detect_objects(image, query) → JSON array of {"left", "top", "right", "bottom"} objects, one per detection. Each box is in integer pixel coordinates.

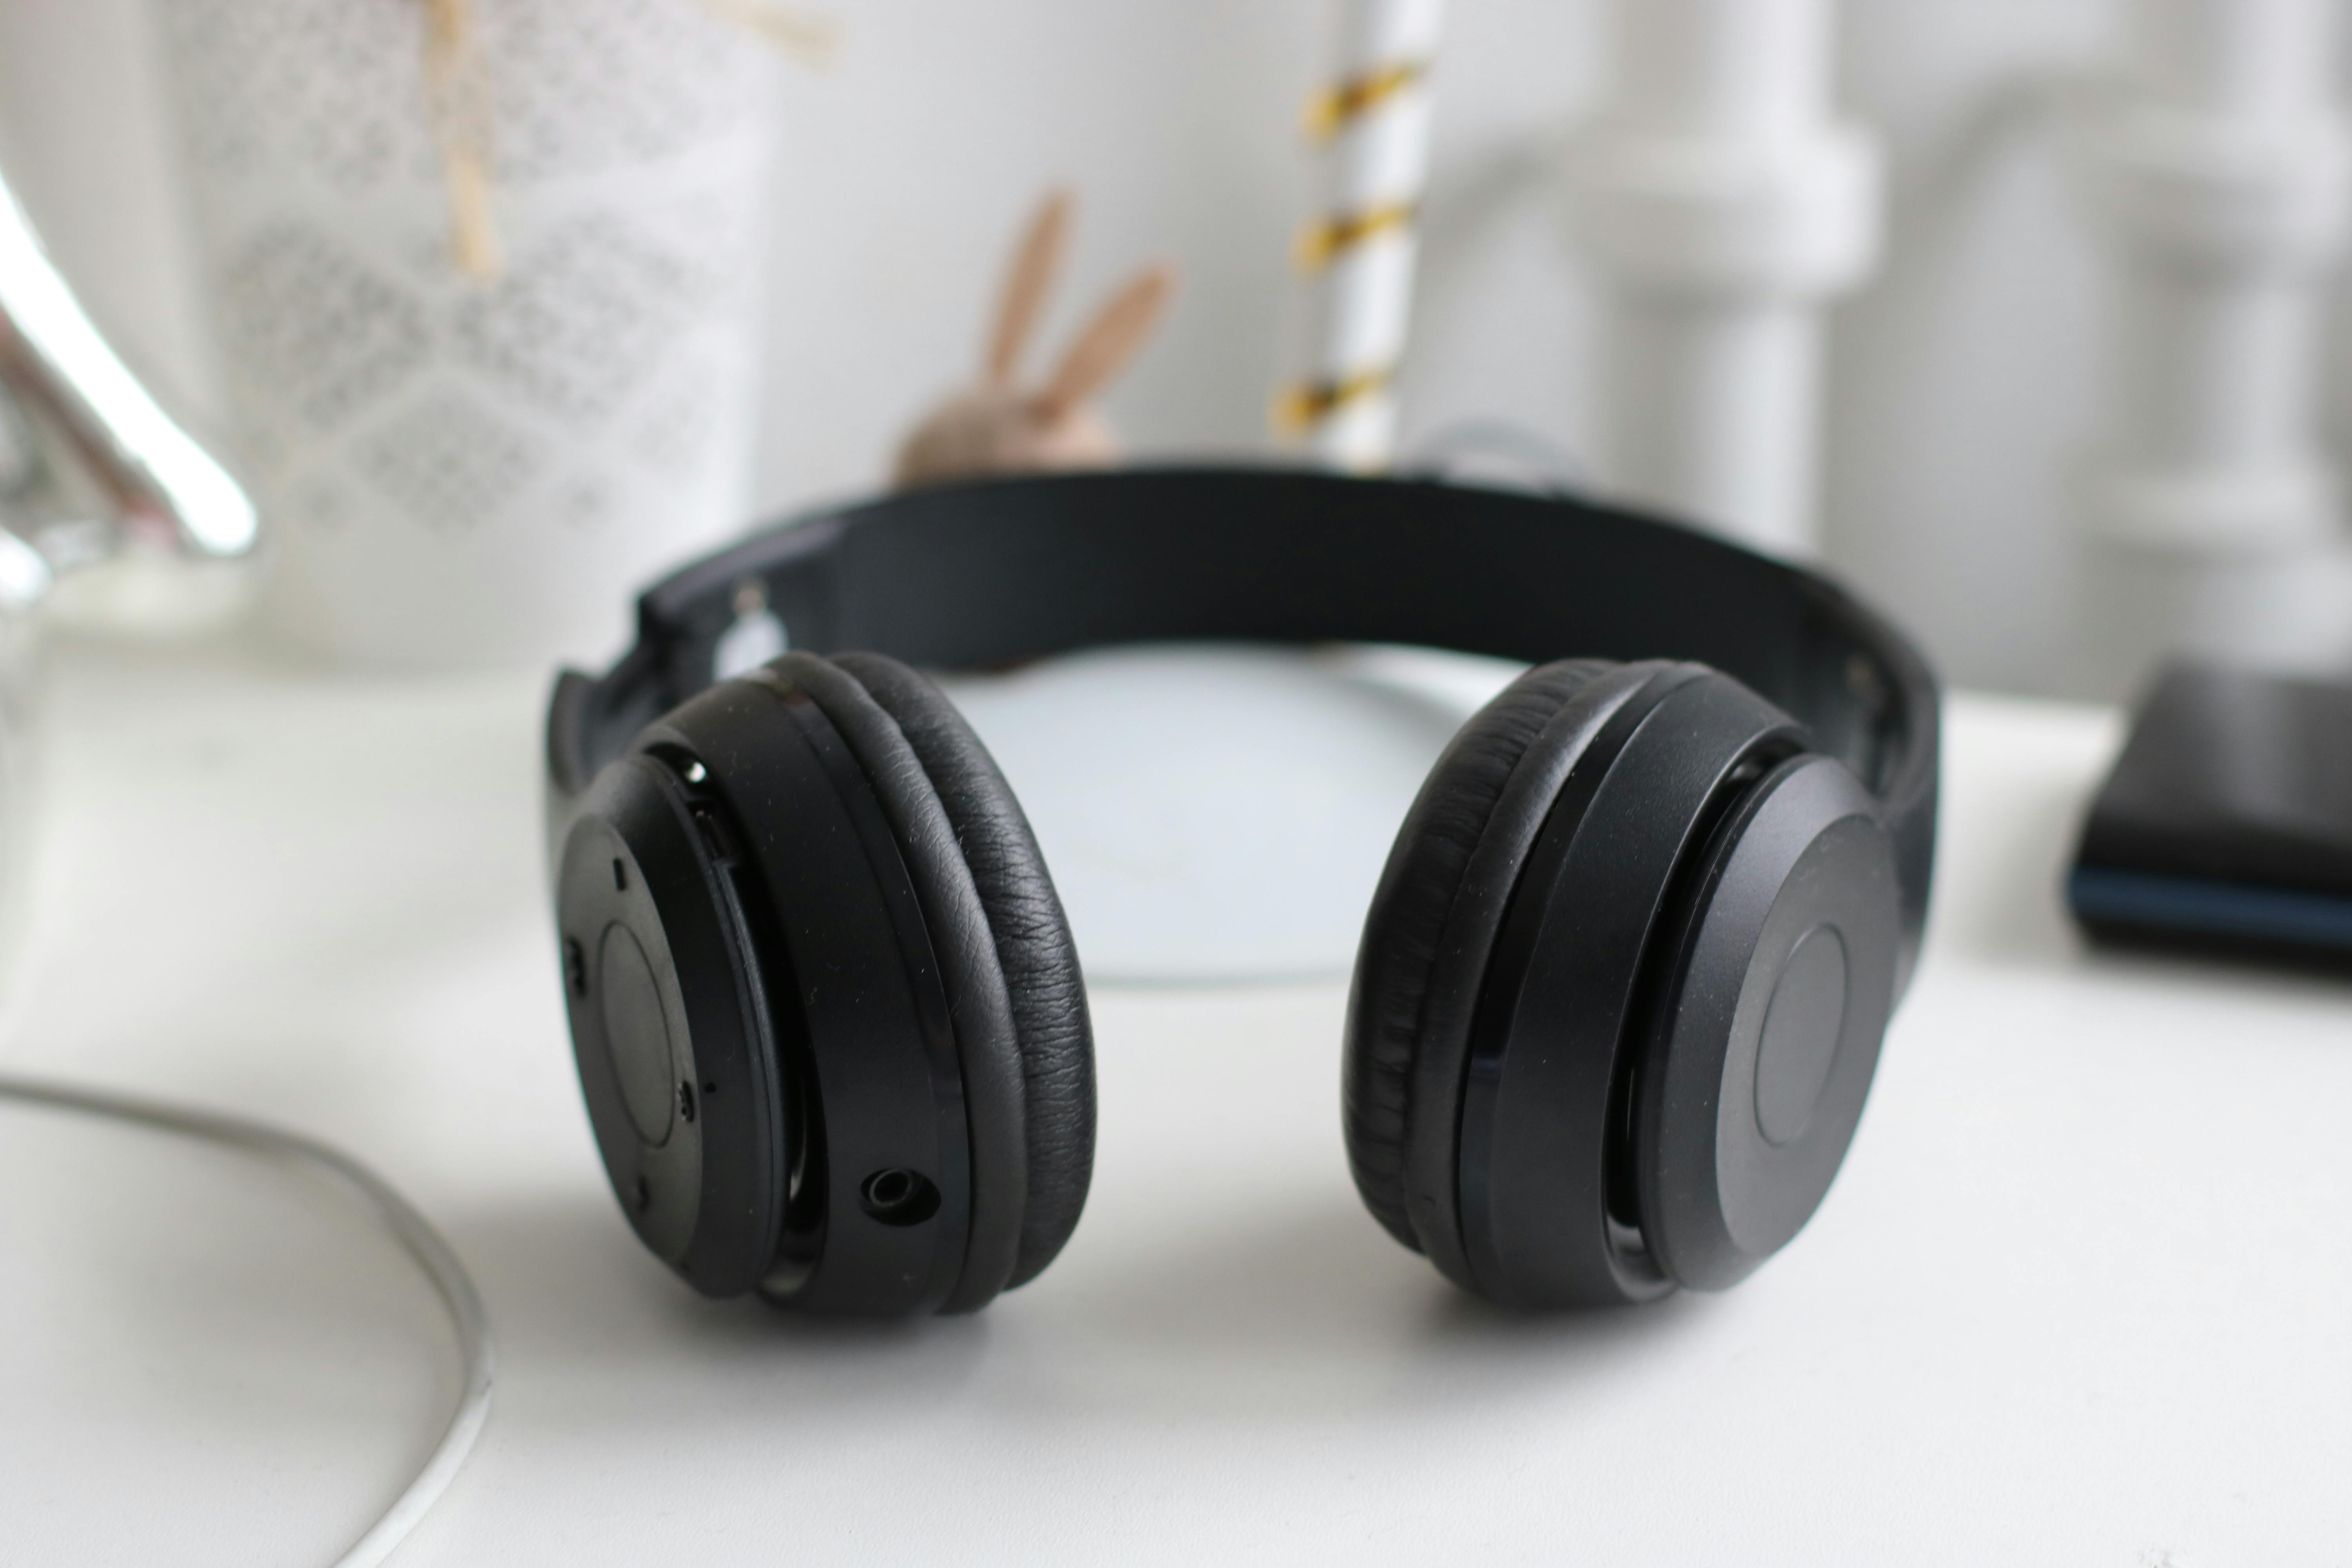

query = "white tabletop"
[{"left": 4, "top": 640, "right": 2348, "bottom": 1567}]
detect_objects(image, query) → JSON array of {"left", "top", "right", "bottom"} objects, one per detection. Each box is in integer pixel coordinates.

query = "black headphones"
[{"left": 544, "top": 468, "right": 1938, "bottom": 1315}]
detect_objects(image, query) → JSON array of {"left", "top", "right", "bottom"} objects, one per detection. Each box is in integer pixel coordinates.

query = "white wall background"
[{"left": 9, "top": 0, "right": 2344, "bottom": 697}]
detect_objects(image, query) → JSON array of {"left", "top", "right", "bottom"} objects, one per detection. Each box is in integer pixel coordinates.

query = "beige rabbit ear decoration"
[
  {"left": 1034, "top": 265, "right": 1177, "bottom": 421},
  {"left": 987, "top": 190, "right": 1075, "bottom": 389},
  {"left": 894, "top": 191, "right": 1178, "bottom": 490}
]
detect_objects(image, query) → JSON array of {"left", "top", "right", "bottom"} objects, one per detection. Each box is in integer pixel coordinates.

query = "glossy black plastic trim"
[
  {"left": 655, "top": 680, "right": 972, "bottom": 1315},
  {"left": 557, "top": 752, "right": 786, "bottom": 1297},
  {"left": 1455, "top": 669, "right": 1805, "bottom": 1308},
  {"left": 1636, "top": 755, "right": 1900, "bottom": 1290}
]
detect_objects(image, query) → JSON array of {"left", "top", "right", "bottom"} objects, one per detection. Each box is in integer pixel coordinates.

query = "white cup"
[{"left": 153, "top": 0, "right": 780, "bottom": 668}]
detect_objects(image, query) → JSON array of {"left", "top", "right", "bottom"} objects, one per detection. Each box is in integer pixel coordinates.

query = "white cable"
[{"left": 0, "top": 1071, "right": 495, "bottom": 1568}]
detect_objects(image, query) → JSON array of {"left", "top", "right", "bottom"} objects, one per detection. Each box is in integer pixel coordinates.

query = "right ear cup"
[
  {"left": 1352, "top": 655, "right": 1892, "bottom": 1310},
  {"left": 1345, "top": 659, "right": 1661, "bottom": 1289}
]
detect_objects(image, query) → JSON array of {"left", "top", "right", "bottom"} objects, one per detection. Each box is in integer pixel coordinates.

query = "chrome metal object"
[
  {"left": 0, "top": 153, "right": 258, "bottom": 610},
  {"left": 0, "top": 151, "right": 263, "bottom": 982}
]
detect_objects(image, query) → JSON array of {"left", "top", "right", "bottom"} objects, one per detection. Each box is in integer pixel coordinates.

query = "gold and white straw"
[{"left": 1276, "top": 0, "right": 1445, "bottom": 472}]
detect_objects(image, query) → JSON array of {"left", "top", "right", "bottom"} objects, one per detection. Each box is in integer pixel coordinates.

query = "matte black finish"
[
  {"left": 2071, "top": 663, "right": 2352, "bottom": 969},
  {"left": 760, "top": 653, "right": 1031, "bottom": 1312},
  {"left": 1454, "top": 668, "right": 1806, "bottom": 1306},
  {"left": 1343, "top": 657, "right": 1641, "bottom": 1286},
  {"left": 561, "top": 679, "right": 982, "bottom": 1314},
  {"left": 557, "top": 755, "right": 785, "bottom": 1297},
  {"left": 544, "top": 468, "right": 1942, "bottom": 1316},
  {"left": 827, "top": 652, "right": 1096, "bottom": 1290},
  {"left": 547, "top": 469, "right": 1937, "bottom": 990},
  {"left": 1638, "top": 756, "right": 1899, "bottom": 1291}
]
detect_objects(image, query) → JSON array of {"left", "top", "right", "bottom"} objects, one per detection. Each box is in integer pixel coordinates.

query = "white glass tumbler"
[{"left": 153, "top": 0, "right": 779, "bottom": 667}]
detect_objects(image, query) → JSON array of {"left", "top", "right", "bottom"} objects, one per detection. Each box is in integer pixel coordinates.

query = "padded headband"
[{"left": 548, "top": 467, "right": 1940, "bottom": 980}]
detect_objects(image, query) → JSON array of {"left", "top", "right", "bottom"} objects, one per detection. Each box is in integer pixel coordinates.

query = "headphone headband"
[{"left": 549, "top": 467, "right": 1938, "bottom": 982}]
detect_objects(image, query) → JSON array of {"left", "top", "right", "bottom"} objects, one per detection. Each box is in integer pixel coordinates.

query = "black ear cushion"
[
  {"left": 1343, "top": 659, "right": 1631, "bottom": 1273},
  {"left": 759, "top": 653, "right": 1029, "bottom": 1311},
  {"left": 833, "top": 652, "right": 1095, "bottom": 1290}
]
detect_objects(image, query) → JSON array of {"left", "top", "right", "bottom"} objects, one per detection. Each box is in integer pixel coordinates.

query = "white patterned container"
[{"left": 154, "top": 0, "right": 779, "bottom": 667}]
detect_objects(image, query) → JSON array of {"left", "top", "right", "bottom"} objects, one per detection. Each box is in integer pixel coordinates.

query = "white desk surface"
[{"left": 3, "top": 640, "right": 2348, "bottom": 1567}]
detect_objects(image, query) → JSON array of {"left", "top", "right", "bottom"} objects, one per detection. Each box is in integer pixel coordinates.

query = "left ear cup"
[
  {"left": 757, "top": 653, "right": 1036, "bottom": 1310},
  {"left": 557, "top": 645, "right": 1092, "bottom": 1316},
  {"left": 829, "top": 652, "right": 1095, "bottom": 1291}
]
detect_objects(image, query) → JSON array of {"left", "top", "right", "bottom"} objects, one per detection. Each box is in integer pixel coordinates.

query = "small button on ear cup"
[
  {"left": 1636, "top": 753, "right": 1900, "bottom": 1292},
  {"left": 833, "top": 652, "right": 1095, "bottom": 1293},
  {"left": 597, "top": 924, "right": 678, "bottom": 1146},
  {"left": 1344, "top": 658, "right": 1662, "bottom": 1289}
]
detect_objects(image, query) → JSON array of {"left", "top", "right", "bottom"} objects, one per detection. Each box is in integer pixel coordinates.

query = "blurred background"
[{"left": 3, "top": 0, "right": 2349, "bottom": 696}]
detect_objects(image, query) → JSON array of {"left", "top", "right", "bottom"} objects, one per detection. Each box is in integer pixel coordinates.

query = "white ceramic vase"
[{"left": 153, "top": 0, "right": 779, "bottom": 668}]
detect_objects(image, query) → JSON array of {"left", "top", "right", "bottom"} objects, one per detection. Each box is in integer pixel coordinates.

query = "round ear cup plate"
[
  {"left": 557, "top": 764, "right": 780, "bottom": 1295},
  {"left": 597, "top": 923, "right": 679, "bottom": 1147},
  {"left": 1753, "top": 924, "right": 1850, "bottom": 1148},
  {"left": 1637, "top": 754, "right": 1900, "bottom": 1291}
]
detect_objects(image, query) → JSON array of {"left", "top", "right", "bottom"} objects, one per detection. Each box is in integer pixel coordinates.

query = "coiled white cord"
[{"left": 0, "top": 1071, "right": 495, "bottom": 1568}]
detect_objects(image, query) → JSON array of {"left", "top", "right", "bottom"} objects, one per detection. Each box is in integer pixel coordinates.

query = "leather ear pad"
[
  {"left": 832, "top": 652, "right": 1095, "bottom": 1290},
  {"left": 760, "top": 653, "right": 1029, "bottom": 1310},
  {"left": 1344, "top": 659, "right": 1661, "bottom": 1287}
]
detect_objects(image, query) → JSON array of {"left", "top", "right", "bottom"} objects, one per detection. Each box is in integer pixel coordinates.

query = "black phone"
[{"left": 2069, "top": 663, "right": 2352, "bottom": 971}]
